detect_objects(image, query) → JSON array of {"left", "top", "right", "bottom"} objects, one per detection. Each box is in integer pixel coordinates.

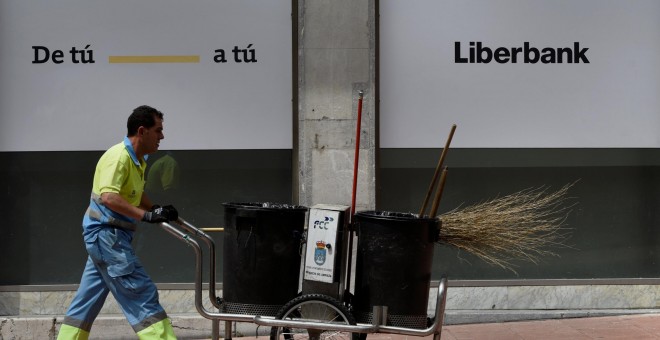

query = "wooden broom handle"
[
  {"left": 419, "top": 124, "right": 456, "bottom": 217},
  {"left": 429, "top": 167, "right": 448, "bottom": 217}
]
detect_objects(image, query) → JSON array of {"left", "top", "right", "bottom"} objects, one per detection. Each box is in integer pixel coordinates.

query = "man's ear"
[{"left": 138, "top": 126, "right": 145, "bottom": 136}]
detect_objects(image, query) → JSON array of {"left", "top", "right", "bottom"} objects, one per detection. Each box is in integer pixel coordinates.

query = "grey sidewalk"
[
  {"left": 3, "top": 312, "right": 660, "bottom": 339},
  {"left": 440, "top": 313, "right": 660, "bottom": 340},
  {"left": 235, "top": 314, "right": 660, "bottom": 340}
]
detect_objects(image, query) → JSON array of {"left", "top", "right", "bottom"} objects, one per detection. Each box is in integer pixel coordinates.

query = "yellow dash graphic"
[{"left": 108, "top": 55, "right": 200, "bottom": 63}]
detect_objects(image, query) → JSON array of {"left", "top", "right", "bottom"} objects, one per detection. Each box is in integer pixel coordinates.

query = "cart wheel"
[{"left": 270, "top": 294, "right": 361, "bottom": 340}]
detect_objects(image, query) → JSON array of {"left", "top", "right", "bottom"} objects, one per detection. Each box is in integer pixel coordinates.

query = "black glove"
[
  {"left": 142, "top": 205, "right": 168, "bottom": 223},
  {"left": 160, "top": 204, "right": 179, "bottom": 221}
]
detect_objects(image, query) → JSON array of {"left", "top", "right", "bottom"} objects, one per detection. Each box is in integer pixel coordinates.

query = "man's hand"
[
  {"left": 142, "top": 205, "right": 169, "bottom": 223},
  {"left": 160, "top": 205, "right": 179, "bottom": 221}
]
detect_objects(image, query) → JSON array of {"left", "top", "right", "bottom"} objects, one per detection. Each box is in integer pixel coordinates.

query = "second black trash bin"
[
  {"left": 353, "top": 211, "right": 440, "bottom": 329},
  {"left": 222, "top": 202, "right": 308, "bottom": 316}
]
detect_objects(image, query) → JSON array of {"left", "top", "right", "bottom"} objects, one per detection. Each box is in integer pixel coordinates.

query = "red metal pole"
[
  {"left": 345, "top": 90, "right": 364, "bottom": 299},
  {"left": 350, "top": 90, "right": 364, "bottom": 221}
]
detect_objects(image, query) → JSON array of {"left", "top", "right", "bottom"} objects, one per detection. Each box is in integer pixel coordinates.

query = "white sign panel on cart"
[{"left": 304, "top": 208, "right": 343, "bottom": 284}]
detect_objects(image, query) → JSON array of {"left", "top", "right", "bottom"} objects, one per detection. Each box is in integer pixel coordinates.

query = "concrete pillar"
[{"left": 296, "top": 0, "right": 377, "bottom": 210}]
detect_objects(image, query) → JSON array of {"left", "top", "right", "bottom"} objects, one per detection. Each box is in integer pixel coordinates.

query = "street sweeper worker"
[{"left": 58, "top": 105, "right": 179, "bottom": 340}]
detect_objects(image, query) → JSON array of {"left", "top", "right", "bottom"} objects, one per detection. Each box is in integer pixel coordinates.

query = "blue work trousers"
[{"left": 62, "top": 227, "right": 168, "bottom": 333}]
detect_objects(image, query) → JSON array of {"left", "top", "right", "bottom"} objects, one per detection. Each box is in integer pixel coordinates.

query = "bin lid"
[
  {"left": 355, "top": 210, "right": 439, "bottom": 222},
  {"left": 222, "top": 202, "right": 308, "bottom": 212},
  {"left": 311, "top": 203, "right": 350, "bottom": 212}
]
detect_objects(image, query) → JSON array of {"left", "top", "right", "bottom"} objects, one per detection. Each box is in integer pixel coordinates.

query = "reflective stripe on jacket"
[{"left": 84, "top": 193, "right": 138, "bottom": 231}]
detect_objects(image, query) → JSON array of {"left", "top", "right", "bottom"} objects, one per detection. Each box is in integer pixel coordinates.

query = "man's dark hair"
[{"left": 127, "top": 105, "right": 164, "bottom": 136}]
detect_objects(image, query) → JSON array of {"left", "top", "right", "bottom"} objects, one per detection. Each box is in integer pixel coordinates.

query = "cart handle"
[
  {"left": 161, "top": 218, "right": 221, "bottom": 309},
  {"left": 159, "top": 219, "right": 258, "bottom": 322}
]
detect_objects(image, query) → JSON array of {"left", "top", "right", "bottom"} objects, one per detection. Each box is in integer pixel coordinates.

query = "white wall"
[
  {"left": 0, "top": 0, "right": 291, "bottom": 151},
  {"left": 380, "top": 0, "right": 660, "bottom": 148}
]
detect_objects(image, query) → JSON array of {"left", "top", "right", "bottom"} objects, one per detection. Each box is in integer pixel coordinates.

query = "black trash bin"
[
  {"left": 222, "top": 202, "right": 308, "bottom": 316},
  {"left": 353, "top": 211, "right": 440, "bottom": 329}
]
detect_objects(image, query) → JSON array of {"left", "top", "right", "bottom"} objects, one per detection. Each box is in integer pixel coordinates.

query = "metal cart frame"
[{"left": 160, "top": 217, "right": 447, "bottom": 340}]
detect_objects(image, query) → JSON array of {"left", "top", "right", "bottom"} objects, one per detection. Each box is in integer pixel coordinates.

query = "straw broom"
[
  {"left": 437, "top": 183, "right": 576, "bottom": 273},
  {"left": 421, "top": 124, "right": 575, "bottom": 273}
]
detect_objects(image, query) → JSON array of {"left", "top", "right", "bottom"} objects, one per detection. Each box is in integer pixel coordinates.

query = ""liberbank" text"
[{"left": 454, "top": 42, "right": 590, "bottom": 64}]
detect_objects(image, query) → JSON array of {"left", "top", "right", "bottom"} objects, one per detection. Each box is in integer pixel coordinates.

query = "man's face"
[{"left": 141, "top": 117, "right": 164, "bottom": 155}]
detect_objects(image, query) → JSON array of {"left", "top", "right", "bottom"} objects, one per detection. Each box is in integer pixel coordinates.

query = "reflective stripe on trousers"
[
  {"left": 58, "top": 228, "right": 175, "bottom": 339},
  {"left": 58, "top": 318, "right": 176, "bottom": 340}
]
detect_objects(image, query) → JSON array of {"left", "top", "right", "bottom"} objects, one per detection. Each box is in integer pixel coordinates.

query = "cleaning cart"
[{"left": 159, "top": 204, "right": 447, "bottom": 340}]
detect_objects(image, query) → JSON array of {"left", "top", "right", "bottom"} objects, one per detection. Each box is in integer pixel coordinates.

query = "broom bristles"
[{"left": 438, "top": 182, "right": 576, "bottom": 273}]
